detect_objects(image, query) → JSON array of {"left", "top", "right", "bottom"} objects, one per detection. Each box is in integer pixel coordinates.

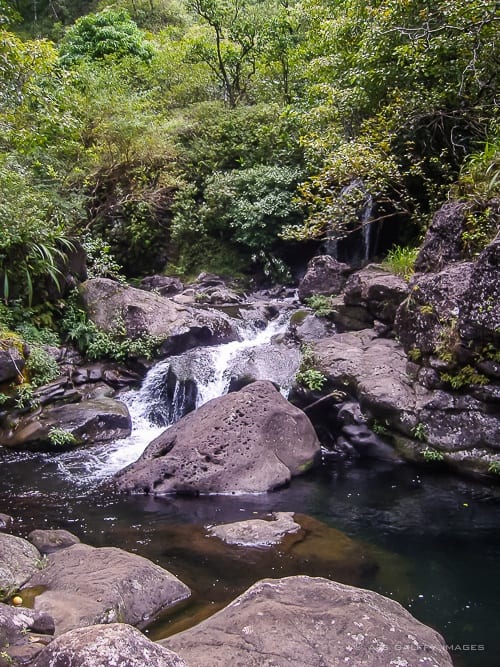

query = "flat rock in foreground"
[
  {"left": 115, "top": 381, "right": 321, "bottom": 495},
  {"left": 25, "top": 544, "right": 190, "bottom": 635},
  {"left": 162, "top": 576, "right": 453, "bottom": 667}
]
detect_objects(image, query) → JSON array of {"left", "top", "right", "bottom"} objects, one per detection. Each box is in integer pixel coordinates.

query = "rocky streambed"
[{"left": 0, "top": 201, "right": 499, "bottom": 665}]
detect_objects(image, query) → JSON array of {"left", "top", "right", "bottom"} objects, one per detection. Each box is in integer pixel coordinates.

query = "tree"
[{"left": 59, "top": 8, "right": 154, "bottom": 66}]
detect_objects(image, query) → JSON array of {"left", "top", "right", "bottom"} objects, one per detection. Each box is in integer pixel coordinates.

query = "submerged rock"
[
  {"left": 115, "top": 381, "right": 321, "bottom": 495},
  {"left": 207, "top": 512, "right": 301, "bottom": 547},
  {"left": 161, "top": 576, "right": 453, "bottom": 667},
  {"left": 31, "top": 623, "right": 187, "bottom": 667},
  {"left": 25, "top": 544, "right": 191, "bottom": 635}
]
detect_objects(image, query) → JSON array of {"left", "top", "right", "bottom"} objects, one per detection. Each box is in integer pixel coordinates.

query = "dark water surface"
[{"left": 1, "top": 448, "right": 499, "bottom": 667}]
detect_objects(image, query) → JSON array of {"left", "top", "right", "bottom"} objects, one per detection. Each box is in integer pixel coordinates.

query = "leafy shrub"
[
  {"left": 47, "top": 427, "right": 77, "bottom": 447},
  {"left": 26, "top": 347, "right": 59, "bottom": 387},
  {"left": 295, "top": 344, "right": 327, "bottom": 391},
  {"left": 382, "top": 246, "right": 419, "bottom": 280},
  {"left": 421, "top": 446, "right": 444, "bottom": 462},
  {"left": 59, "top": 9, "right": 155, "bottom": 67},
  {"left": 305, "top": 295, "right": 333, "bottom": 317}
]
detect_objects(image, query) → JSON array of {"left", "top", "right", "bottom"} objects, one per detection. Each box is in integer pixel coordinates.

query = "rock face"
[
  {"left": 208, "top": 512, "right": 301, "bottom": 547},
  {"left": 343, "top": 264, "right": 409, "bottom": 324},
  {"left": 395, "top": 262, "right": 475, "bottom": 356},
  {"left": 0, "top": 397, "right": 131, "bottom": 450},
  {"left": 0, "top": 347, "right": 24, "bottom": 383},
  {"left": 313, "top": 331, "right": 500, "bottom": 475},
  {"left": 139, "top": 275, "right": 184, "bottom": 296},
  {"left": 162, "top": 576, "right": 453, "bottom": 667},
  {"left": 28, "top": 530, "right": 80, "bottom": 555},
  {"left": 459, "top": 238, "right": 500, "bottom": 347},
  {"left": 80, "top": 278, "right": 236, "bottom": 353},
  {"left": 0, "top": 602, "right": 55, "bottom": 666},
  {"left": 0, "top": 534, "right": 41, "bottom": 600},
  {"left": 115, "top": 381, "right": 321, "bottom": 495},
  {"left": 25, "top": 544, "right": 191, "bottom": 635},
  {"left": 414, "top": 201, "right": 469, "bottom": 272},
  {"left": 298, "top": 255, "right": 350, "bottom": 301},
  {"left": 31, "top": 623, "right": 187, "bottom": 667}
]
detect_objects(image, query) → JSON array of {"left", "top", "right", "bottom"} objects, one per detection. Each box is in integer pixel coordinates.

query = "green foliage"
[
  {"left": 60, "top": 295, "right": 162, "bottom": 361},
  {"left": 372, "top": 420, "right": 389, "bottom": 436},
  {"left": 305, "top": 294, "right": 333, "bottom": 317},
  {"left": 59, "top": 9, "right": 155, "bottom": 66},
  {"left": 421, "top": 446, "right": 444, "bottom": 462},
  {"left": 295, "top": 344, "right": 327, "bottom": 391},
  {"left": 440, "top": 365, "right": 489, "bottom": 390},
  {"left": 412, "top": 423, "right": 427, "bottom": 442},
  {"left": 82, "top": 236, "right": 125, "bottom": 281},
  {"left": 47, "top": 427, "right": 77, "bottom": 447},
  {"left": 488, "top": 461, "right": 500, "bottom": 476},
  {"left": 382, "top": 246, "right": 419, "bottom": 280},
  {"left": 26, "top": 347, "right": 60, "bottom": 387},
  {"left": 14, "top": 384, "right": 36, "bottom": 410}
]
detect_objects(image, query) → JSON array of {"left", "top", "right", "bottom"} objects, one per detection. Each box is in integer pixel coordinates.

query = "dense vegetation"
[{"left": 0, "top": 0, "right": 498, "bottom": 335}]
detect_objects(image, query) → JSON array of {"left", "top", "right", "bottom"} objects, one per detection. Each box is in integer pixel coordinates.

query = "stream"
[{"left": 1, "top": 306, "right": 499, "bottom": 667}]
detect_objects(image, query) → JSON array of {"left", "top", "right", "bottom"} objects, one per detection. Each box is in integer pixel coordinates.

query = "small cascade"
[
  {"left": 361, "top": 191, "right": 374, "bottom": 263},
  {"left": 70, "top": 305, "right": 300, "bottom": 479}
]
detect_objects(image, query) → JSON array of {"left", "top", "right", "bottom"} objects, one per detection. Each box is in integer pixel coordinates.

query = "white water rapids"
[{"left": 54, "top": 307, "right": 300, "bottom": 483}]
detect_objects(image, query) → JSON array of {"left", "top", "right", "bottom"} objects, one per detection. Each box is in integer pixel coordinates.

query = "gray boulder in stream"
[
  {"left": 25, "top": 543, "right": 191, "bottom": 636},
  {"left": 115, "top": 380, "right": 321, "bottom": 494},
  {"left": 161, "top": 576, "right": 453, "bottom": 667}
]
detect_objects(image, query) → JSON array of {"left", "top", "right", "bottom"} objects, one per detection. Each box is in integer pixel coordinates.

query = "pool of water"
[{"left": 1, "top": 446, "right": 499, "bottom": 667}]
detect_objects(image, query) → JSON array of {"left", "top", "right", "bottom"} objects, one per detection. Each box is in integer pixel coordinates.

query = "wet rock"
[
  {"left": 0, "top": 602, "right": 55, "bottom": 666},
  {"left": 0, "top": 398, "right": 131, "bottom": 450},
  {"left": 343, "top": 264, "right": 409, "bottom": 324},
  {"left": 28, "top": 530, "right": 80, "bottom": 555},
  {"left": 0, "top": 347, "right": 24, "bottom": 384},
  {"left": 139, "top": 275, "right": 184, "bottom": 297},
  {"left": 340, "top": 424, "right": 402, "bottom": 462},
  {"left": 415, "top": 201, "right": 469, "bottom": 272},
  {"left": 0, "top": 534, "right": 41, "bottom": 600},
  {"left": 115, "top": 381, "right": 320, "bottom": 495},
  {"left": 225, "top": 344, "right": 301, "bottom": 394},
  {"left": 208, "top": 512, "right": 301, "bottom": 547},
  {"left": 31, "top": 623, "right": 187, "bottom": 667},
  {"left": 25, "top": 543, "right": 191, "bottom": 635},
  {"left": 162, "top": 576, "right": 453, "bottom": 667},
  {"left": 329, "top": 296, "right": 374, "bottom": 331},
  {"left": 298, "top": 255, "right": 350, "bottom": 301},
  {"left": 0, "top": 514, "right": 13, "bottom": 531},
  {"left": 288, "top": 313, "right": 334, "bottom": 343},
  {"left": 80, "top": 278, "right": 237, "bottom": 354}
]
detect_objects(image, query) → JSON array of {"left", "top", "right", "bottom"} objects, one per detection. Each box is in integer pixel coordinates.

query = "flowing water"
[{"left": 1, "top": 308, "right": 499, "bottom": 667}]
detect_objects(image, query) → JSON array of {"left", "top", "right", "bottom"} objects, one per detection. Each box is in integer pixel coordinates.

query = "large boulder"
[
  {"left": 0, "top": 534, "right": 41, "bottom": 601},
  {"left": 0, "top": 346, "right": 24, "bottom": 384},
  {"left": 0, "top": 602, "right": 54, "bottom": 666},
  {"left": 0, "top": 398, "right": 131, "bottom": 450},
  {"left": 31, "top": 623, "right": 187, "bottom": 667},
  {"left": 161, "top": 576, "right": 453, "bottom": 667},
  {"left": 115, "top": 381, "right": 321, "bottom": 495},
  {"left": 298, "top": 256, "right": 350, "bottom": 302},
  {"left": 343, "top": 264, "right": 409, "bottom": 324},
  {"left": 25, "top": 544, "right": 191, "bottom": 635},
  {"left": 414, "top": 201, "right": 469, "bottom": 272},
  {"left": 80, "top": 278, "right": 237, "bottom": 354}
]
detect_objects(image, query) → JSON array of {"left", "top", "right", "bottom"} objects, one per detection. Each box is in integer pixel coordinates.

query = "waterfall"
[{"left": 68, "top": 306, "right": 300, "bottom": 479}]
